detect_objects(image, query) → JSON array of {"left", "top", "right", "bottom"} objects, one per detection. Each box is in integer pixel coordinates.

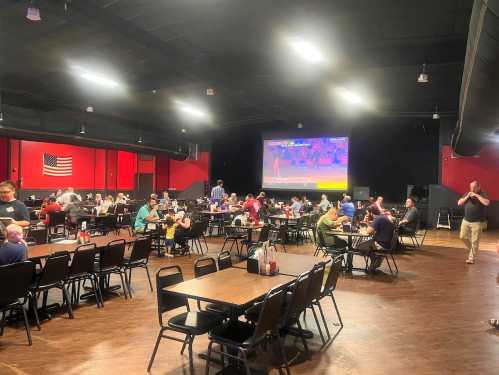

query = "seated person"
[
  {"left": 398, "top": 198, "right": 418, "bottom": 234},
  {"left": 0, "top": 224, "right": 28, "bottom": 265},
  {"left": 228, "top": 193, "right": 239, "bottom": 206},
  {"left": 134, "top": 197, "right": 160, "bottom": 233},
  {"left": 116, "top": 192, "right": 128, "bottom": 204},
  {"left": 319, "top": 194, "right": 330, "bottom": 213},
  {"left": 159, "top": 191, "right": 170, "bottom": 209},
  {"left": 174, "top": 211, "right": 192, "bottom": 253},
  {"left": 97, "top": 195, "right": 114, "bottom": 215},
  {"left": 243, "top": 194, "right": 260, "bottom": 221},
  {"left": 316, "top": 208, "right": 349, "bottom": 248},
  {"left": 94, "top": 193, "right": 104, "bottom": 206},
  {"left": 39, "top": 197, "right": 62, "bottom": 225},
  {"left": 290, "top": 196, "right": 302, "bottom": 216},
  {"left": 340, "top": 195, "right": 355, "bottom": 220}
]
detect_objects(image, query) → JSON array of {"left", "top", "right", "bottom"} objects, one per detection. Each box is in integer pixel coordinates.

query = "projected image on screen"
[{"left": 262, "top": 137, "right": 348, "bottom": 191}]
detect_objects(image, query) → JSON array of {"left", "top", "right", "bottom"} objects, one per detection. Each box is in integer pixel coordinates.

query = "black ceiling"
[{"left": 0, "top": 0, "right": 473, "bottom": 140}]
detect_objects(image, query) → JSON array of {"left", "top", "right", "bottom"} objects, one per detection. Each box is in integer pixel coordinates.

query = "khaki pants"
[{"left": 459, "top": 219, "right": 482, "bottom": 261}]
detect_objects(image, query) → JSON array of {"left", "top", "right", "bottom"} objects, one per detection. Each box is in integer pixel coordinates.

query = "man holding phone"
[{"left": 457, "top": 181, "right": 490, "bottom": 264}]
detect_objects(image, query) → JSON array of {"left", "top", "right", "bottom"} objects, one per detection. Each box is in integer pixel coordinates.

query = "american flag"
[{"left": 43, "top": 153, "right": 73, "bottom": 176}]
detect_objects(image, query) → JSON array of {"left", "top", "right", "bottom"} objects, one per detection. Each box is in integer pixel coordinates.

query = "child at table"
[{"left": 164, "top": 216, "right": 177, "bottom": 257}]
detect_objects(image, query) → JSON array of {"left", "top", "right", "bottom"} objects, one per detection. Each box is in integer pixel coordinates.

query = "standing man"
[
  {"left": 458, "top": 181, "right": 490, "bottom": 264},
  {"left": 0, "top": 180, "right": 30, "bottom": 228},
  {"left": 210, "top": 179, "right": 225, "bottom": 204}
]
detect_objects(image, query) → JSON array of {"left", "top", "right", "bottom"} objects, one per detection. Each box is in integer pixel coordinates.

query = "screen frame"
[{"left": 261, "top": 135, "right": 349, "bottom": 192}]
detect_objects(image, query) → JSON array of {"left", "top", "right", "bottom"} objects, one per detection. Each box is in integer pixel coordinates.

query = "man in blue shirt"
[
  {"left": 290, "top": 196, "right": 303, "bottom": 216},
  {"left": 134, "top": 197, "right": 160, "bottom": 233},
  {"left": 210, "top": 179, "right": 225, "bottom": 203},
  {"left": 340, "top": 195, "right": 355, "bottom": 219}
]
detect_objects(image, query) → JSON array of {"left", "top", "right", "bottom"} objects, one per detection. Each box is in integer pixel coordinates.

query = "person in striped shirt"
[{"left": 210, "top": 179, "right": 225, "bottom": 203}]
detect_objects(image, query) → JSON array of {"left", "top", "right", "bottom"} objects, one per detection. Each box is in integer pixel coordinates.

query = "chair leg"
[
  {"left": 330, "top": 292, "right": 343, "bottom": 327},
  {"left": 147, "top": 328, "right": 164, "bottom": 372},
  {"left": 125, "top": 269, "right": 133, "bottom": 298},
  {"left": 310, "top": 305, "right": 326, "bottom": 345},
  {"left": 89, "top": 277, "right": 101, "bottom": 308},
  {"left": 316, "top": 300, "right": 331, "bottom": 341},
  {"left": 296, "top": 320, "right": 310, "bottom": 358},
  {"left": 0, "top": 310, "right": 6, "bottom": 336},
  {"left": 391, "top": 254, "right": 399, "bottom": 274},
  {"left": 20, "top": 305, "right": 33, "bottom": 346},
  {"left": 120, "top": 272, "right": 129, "bottom": 299},
  {"left": 145, "top": 265, "right": 154, "bottom": 292},
  {"left": 240, "top": 348, "right": 251, "bottom": 375},
  {"left": 205, "top": 340, "right": 213, "bottom": 375},
  {"left": 62, "top": 286, "right": 74, "bottom": 319},
  {"left": 276, "top": 336, "right": 291, "bottom": 375},
  {"left": 181, "top": 334, "right": 189, "bottom": 354},
  {"left": 30, "top": 294, "right": 41, "bottom": 330},
  {"left": 93, "top": 275, "right": 104, "bottom": 307},
  {"left": 188, "top": 335, "right": 195, "bottom": 374}
]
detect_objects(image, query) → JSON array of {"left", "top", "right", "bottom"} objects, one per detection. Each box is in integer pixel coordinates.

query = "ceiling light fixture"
[
  {"left": 137, "top": 136, "right": 143, "bottom": 144},
  {"left": 174, "top": 100, "right": 210, "bottom": 120},
  {"left": 181, "top": 128, "right": 187, "bottom": 133},
  {"left": 0, "top": 91, "right": 3, "bottom": 122},
  {"left": 335, "top": 87, "right": 364, "bottom": 105},
  {"left": 26, "top": 0, "right": 42, "bottom": 22},
  {"left": 287, "top": 37, "right": 326, "bottom": 64},
  {"left": 206, "top": 88, "right": 215, "bottom": 96},
  {"left": 79, "top": 124, "right": 86, "bottom": 134},
  {"left": 417, "top": 63, "right": 429, "bottom": 83},
  {"left": 297, "top": 122, "right": 304, "bottom": 129},
  {"left": 70, "top": 65, "right": 122, "bottom": 88},
  {"left": 432, "top": 105, "right": 440, "bottom": 120}
]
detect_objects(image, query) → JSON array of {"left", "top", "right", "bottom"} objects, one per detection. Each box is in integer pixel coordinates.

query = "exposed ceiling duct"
[{"left": 454, "top": 0, "right": 499, "bottom": 156}]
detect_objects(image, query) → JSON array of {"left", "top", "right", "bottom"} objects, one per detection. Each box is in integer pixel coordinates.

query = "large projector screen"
[{"left": 262, "top": 137, "right": 348, "bottom": 191}]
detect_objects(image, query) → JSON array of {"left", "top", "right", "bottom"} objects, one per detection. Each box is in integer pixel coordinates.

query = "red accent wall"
[
  {"left": 156, "top": 154, "right": 170, "bottom": 191},
  {"left": 0, "top": 137, "right": 8, "bottom": 182},
  {"left": 9, "top": 139, "right": 20, "bottom": 187},
  {"left": 441, "top": 144, "right": 499, "bottom": 200},
  {"left": 169, "top": 152, "right": 209, "bottom": 191},
  {"left": 94, "top": 149, "right": 106, "bottom": 190},
  {"left": 117, "top": 151, "right": 137, "bottom": 191}
]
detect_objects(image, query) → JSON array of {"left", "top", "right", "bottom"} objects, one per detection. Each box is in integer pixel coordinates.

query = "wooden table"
[
  {"left": 164, "top": 267, "right": 295, "bottom": 308},
  {"left": 326, "top": 230, "right": 372, "bottom": 272},
  {"left": 28, "top": 233, "right": 137, "bottom": 259},
  {"left": 234, "top": 252, "right": 328, "bottom": 277}
]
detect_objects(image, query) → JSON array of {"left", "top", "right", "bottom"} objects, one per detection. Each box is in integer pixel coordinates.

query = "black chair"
[
  {"left": 315, "top": 230, "right": 347, "bottom": 260},
  {"left": 116, "top": 213, "right": 133, "bottom": 236},
  {"left": 147, "top": 265, "right": 223, "bottom": 373},
  {"left": 123, "top": 237, "right": 153, "bottom": 297},
  {"left": 67, "top": 243, "right": 103, "bottom": 308},
  {"left": 145, "top": 223, "right": 164, "bottom": 257},
  {"left": 281, "top": 271, "right": 312, "bottom": 359},
  {"left": 315, "top": 256, "right": 344, "bottom": 342},
  {"left": 188, "top": 221, "right": 209, "bottom": 255},
  {"left": 205, "top": 284, "right": 290, "bottom": 375},
  {"left": 371, "top": 229, "right": 399, "bottom": 275},
  {"left": 217, "top": 250, "right": 232, "bottom": 271},
  {"left": 47, "top": 211, "right": 67, "bottom": 242},
  {"left": 25, "top": 228, "right": 48, "bottom": 245},
  {"left": 221, "top": 225, "right": 246, "bottom": 256},
  {"left": 271, "top": 225, "right": 288, "bottom": 253},
  {"left": 303, "top": 262, "right": 328, "bottom": 346},
  {"left": 0, "top": 261, "right": 36, "bottom": 345},
  {"left": 31, "top": 252, "right": 74, "bottom": 321},
  {"left": 95, "top": 214, "right": 118, "bottom": 235},
  {"left": 193, "top": 257, "right": 218, "bottom": 310},
  {"left": 94, "top": 239, "right": 130, "bottom": 299}
]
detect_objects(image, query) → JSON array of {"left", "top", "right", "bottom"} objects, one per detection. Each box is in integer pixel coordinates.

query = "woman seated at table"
[
  {"left": 174, "top": 211, "right": 192, "bottom": 254},
  {"left": 94, "top": 193, "right": 104, "bottom": 207},
  {"left": 96, "top": 195, "right": 114, "bottom": 215},
  {"left": 228, "top": 193, "right": 239, "bottom": 206},
  {"left": 317, "top": 207, "right": 349, "bottom": 248},
  {"left": 115, "top": 192, "right": 128, "bottom": 204},
  {"left": 134, "top": 197, "right": 160, "bottom": 233}
]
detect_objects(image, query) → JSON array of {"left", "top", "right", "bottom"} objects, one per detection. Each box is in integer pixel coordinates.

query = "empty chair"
[
  {"left": 47, "top": 211, "right": 67, "bottom": 242},
  {"left": 217, "top": 250, "right": 232, "bottom": 270},
  {"left": 94, "top": 239, "right": 129, "bottom": 299},
  {"left": 67, "top": 243, "right": 103, "bottom": 308},
  {"left": 0, "top": 261, "right": 36, "bottom": 345},
  {"left": 303, "top": 262, "right": 328, "bottom": 346},
  {"left": 116, "top": 213, "right": 133, "bottom": 236},
  {"left": 205, "top": 284, "right": 290, "bottom": 375},
  {"left": 123, "top": 237, "right": 153, "bottom": 297},
  {"left": 147, "top": 266, "right": 223, "bottom": 374},
  {"left": 220, "top": 226, "right": 246, "bottom": 256},
  {"left": 271, "top": 225, "right": 288, "bottom": 252},
  {"left": 31, "top": 252, "right": 74, "bottom": 322}
]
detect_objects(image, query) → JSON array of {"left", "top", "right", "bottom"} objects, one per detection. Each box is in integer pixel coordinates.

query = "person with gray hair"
[{"left": 0, "top": 224, "right": 28, "bottom": 265}]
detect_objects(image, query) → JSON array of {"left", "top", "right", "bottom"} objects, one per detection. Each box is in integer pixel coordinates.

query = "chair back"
[
  {"left": 37, "top": 253, "right": 71, "bottom": 288},
  {"left": 0, "top": 261, "right": 35, "bottom": 306},
  {"left": 278, "top": 225, "right": 287, "bottom": 241},
  {"left": 194, "top": 257, "right": 217, "bottom": 277},
  {"left": 129, "top": 237, "right": 152, "bottom": 263},
  {"left": 190, "top": 221, "right": 204, "bottom": 237},
  {"left": 98, "top": 214, "right": 117, "bottom": 232},
  {"left": 69, "top": 243, "right": 97, "bottom": 277},
  {"left": 25, "top": 228, "right": 48, "bottom": 245},
  {"left": 120, "top": 213, "right": 132, "bottom": 226},
  {"left": 389, "top": 228, "right": 399, "bottom": 251},
  {"left": 217, "top": 251, "right": 232, "bottom": 270},
  {"left": 156, "top": 266, "right": 189, "bottom": 324},
  {"left": 48, "top": 211, "right": 66, "bottom": 227},
  {"left": 317, "top": 229, "right": 327, "bottom": 247},
  {"left": 99, "top": 239, "right": 126, "bottom": 269},
  {"left": 114, "top": 204, "right": 125, "bottom": 214},
  {"left": 257, "top": 225, "right": 270, "bottom": 242},
  {"left": 322, "top": 256, "right": 342, "bottom": 294},
  {"left": 234, "top": 218, "right": 242, "bottom": 226},
  {"left": 284, "top": 271, "right": 311, "bottom": 323},
  {"left": 252, "top": 285, "right": 286, "bottom": 341},
  {"left": 306, "top": 262, "right": 326, "bottom": 304}
]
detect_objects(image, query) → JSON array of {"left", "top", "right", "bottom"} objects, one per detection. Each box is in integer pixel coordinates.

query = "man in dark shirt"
[
  {"left": 0, "top": 241, "right": 27, "bottom": 265},
  {"left": 370, "top": 214, "right": 395, "bottom": 250},
  {"left": 457, "top": 180, "right": 490, "bottom": 264},
  {"left": 399, "top": 198, "right": 418, "bottom": 234},
  {"left": 0, "top": 180, "right": 30, "bottom": 227}
]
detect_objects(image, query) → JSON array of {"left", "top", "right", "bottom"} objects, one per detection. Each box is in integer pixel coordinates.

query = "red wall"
[
  {"left": 0, "top": 137, "right": 8, "bottom": 182},
  {"left": 441, "top": 144, "right": 499, "bottom": 200},
  {"left": 117, "top": 151, "right": 137, "bottom": 191},
  {"left": 156, "top": 154, "right": 170, "bottom": 191},
  {"left": 169, "top": 152, "right": 209, "bottom": 191}
]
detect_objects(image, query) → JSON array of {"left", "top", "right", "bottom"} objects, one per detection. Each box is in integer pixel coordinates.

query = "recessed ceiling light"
[
  {"left": 181, "top": 128, "right": 187, "bottom": 133},
  {"left": 137, "top": 136, "right": 143, "bottom": 144},
  {"left": 26, "top": 0, "right": 41, "bottom": 22},
  {"left": 79, "top": 124, "right": 86, "bottom": 134},
  {"left": 152, "top": 89, "right": 157, "bottom": 94},
  {"left": 335, "top": 87, "right": 364, "bottom": 105},
  {"left": 206, "top": 88, "right": 215, "bottom": 96},
  {"left": 70, "top": 65, "right": 122, "bottom": 89},
  {"left": 432, "top": 105, "right": 440, "bottom": 120},
  {"left": 417, "top": 63, "right": 429, "bottom": 83},
  {"left": 174, "top": 100, "right": 210, "bottom": 120},
  {"left": 86, "top": 106, "right": 94, "bottom": 113},
  {"left": 287, "top": 37, "right": 326, "bottom": 64},
  {"left": 297, "top": 122, "right": 304, "bottom": 129}
]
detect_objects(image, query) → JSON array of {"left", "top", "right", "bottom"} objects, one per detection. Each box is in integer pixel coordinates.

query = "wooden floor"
[{"left": 1, "top": 230, "right": 498, "bottom": 375}]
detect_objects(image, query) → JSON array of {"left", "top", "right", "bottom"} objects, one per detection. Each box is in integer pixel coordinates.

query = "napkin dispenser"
[{"left": 247, "top": 258, "right": 259, "bottom": 274}]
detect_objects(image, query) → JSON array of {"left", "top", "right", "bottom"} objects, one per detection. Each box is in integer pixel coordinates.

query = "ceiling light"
[
  {"left": 297, "top": 122, "right": 304, "bottom": 129},
  {"left": 137, "top": 136, "right": 143, "bottom": 144},
  {"left": 85, "top": 106, "right": 94, "bottom": 113},
  {"left": 79, "top": 124, "right": 86, "bottom": 134},
  {"left": 70, "top": 65, "right": 122, "bottom": 89},
  {"left": 152, "top": 89, "right": 157, "bottom": 94},
  {"left": 206, "top": 88, "right": 215, "bottom": 96},
  {"left": 417, "top": 63, "right": 429, "bottom": 83},
  {"left": 335, "top": 87, "right": 364, "bottom": 105},
  {"left": 174, "top": 100, "right": 210, "bottom": 120},
  {"left": 0, "top": 112, "right": 3, "bottom": 122},
  {"left": 181, "top": 128, "right": 187, "bottom": 133},
  {"left": 287, "top": 37, "right": 326, "bottom": 64},
  {"left": 432, "top": 105, "right": 440, "bottom": 120},
  {"left": 26, "top": 0, "right": 41, "bottom": 22}
]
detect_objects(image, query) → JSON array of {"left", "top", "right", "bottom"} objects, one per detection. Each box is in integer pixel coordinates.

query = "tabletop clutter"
[{"left": 247, "top": 241, "right": 279, "bottom": 276}]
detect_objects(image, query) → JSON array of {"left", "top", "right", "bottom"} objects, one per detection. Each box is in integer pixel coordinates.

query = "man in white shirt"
[{"left": 57, "top": 187, "right": 81, "bottom": 210}]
